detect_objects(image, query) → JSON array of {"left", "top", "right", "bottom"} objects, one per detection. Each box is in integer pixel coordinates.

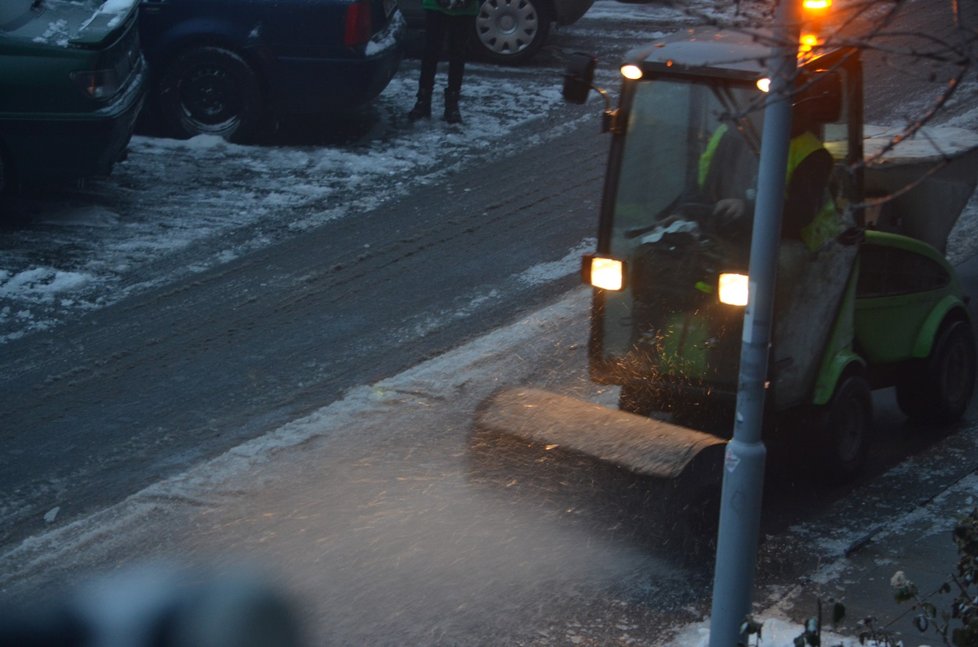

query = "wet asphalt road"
[
  {"left": 1, "top": 2, "right": 978, "bottom": 645},
  {"left": 0, "top": 116, "right": 607, "bottom": 550}
]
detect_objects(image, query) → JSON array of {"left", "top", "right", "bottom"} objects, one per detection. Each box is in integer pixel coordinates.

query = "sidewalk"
[
  {"left": 773, "top": 469, "right": 978, "bottom": 646},
  {"left": 671, "top": 454, "right": 978, "bottom": 646}
]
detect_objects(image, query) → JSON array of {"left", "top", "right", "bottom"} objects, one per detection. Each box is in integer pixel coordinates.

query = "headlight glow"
[
  {"left": 756, "top": 77, "right": 771, "bottom": 93},
  {"left": 620, "top": 64, "right": 643, "bottom": 80},
  {"left": 718, "top": 273, "right": 750, "bottom": 306},
  {"left": 590, "top": 257, "right": 625, "bottom": 291}
]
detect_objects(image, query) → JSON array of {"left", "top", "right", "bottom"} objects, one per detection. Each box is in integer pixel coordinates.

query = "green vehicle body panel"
[
  {"left": 798, "top": 227, "right": 971, "bottom": 407},
  {"left": 911, "top": 295, "right": 972, "bottom": 357},
  {"left": 812, "top": 349, "right": 865, "bottom": 406},
  {"left": 810, "top": 258, "right": 863, "bottom": 405}
]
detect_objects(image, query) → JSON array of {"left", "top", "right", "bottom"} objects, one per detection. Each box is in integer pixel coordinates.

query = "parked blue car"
[{"left": 138, "top": 0, "right": 406, "bottom": 142}]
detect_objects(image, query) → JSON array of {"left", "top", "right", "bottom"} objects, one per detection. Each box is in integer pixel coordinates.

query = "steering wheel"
[{"left": 624, "top": 202, "right": 715, "bottom": 239}]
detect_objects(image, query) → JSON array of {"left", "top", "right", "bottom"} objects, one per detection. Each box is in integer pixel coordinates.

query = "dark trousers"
[{"left": 418, "top": 10, "right": 474, "bottom": 94}]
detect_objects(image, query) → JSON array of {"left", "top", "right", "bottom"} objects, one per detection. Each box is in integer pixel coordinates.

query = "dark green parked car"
[{"left": 0, "top": 0, "right": 147, "bottom": 193}]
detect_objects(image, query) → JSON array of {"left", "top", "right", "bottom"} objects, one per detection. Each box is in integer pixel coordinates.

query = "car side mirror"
[{"left": 563, "top": 52, "right": 597, "bottom": 104}]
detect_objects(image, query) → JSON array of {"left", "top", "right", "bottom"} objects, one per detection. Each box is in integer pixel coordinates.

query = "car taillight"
[
  {"left": 69, "top": 68, "right": 123, "bottom": 100},
  {"left": 344, "top": 0, "right": 373, "bottom": 48}
]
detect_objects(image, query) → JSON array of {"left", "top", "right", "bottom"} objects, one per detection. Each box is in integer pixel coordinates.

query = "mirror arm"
[
  {"left": 595, "top": 87, "right": 620, "bottom": 134},
  {"left": 601, "top": 109, "right": 620, "bottom": 134}
]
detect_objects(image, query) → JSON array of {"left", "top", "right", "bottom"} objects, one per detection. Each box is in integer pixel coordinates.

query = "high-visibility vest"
[
  {"left": 697, "top": 124, "right": 729, "bottom": 189},
  {"left": 786, "top": 131, "right": 842, "bottom": 251},
  {"left": 698, "top": 126, "right": 841, "bottom": 251}
]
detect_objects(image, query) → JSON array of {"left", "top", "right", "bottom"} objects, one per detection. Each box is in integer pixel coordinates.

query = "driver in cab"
[{"left": 695, "top": 78, "right": 844, "bottom": 253}]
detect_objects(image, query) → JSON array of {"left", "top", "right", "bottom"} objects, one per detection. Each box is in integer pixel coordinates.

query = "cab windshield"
[
  {"left": 609, "top": 78, "right": 765, "bottom": 257},
  {"left": 596, "top": 78, "right": 767, "bottom": 398}
]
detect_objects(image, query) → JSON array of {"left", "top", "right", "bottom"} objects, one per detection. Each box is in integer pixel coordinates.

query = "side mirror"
[{"left": 563, "top": 52, "right": 597, "bottom": 104}]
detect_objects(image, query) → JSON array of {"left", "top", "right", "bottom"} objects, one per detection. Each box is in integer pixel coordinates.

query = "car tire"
[
  {"left": 473, "top": 0, "right": 551, "bottom": 65},
  {"left": 157, "top": 46, "right": 263, "bottom": 142},
  {"left": 818, "top": 374, "right": 872, "bottom": 483},
  {"left": 896, "top": 318, "right": 976, "bottom": 424}
]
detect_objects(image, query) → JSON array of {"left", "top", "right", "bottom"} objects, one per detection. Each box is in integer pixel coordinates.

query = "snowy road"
[
  {"left": 1, "top": 0, "right": 707, "bottom": 559},
  {"left": 2, "top": 0, "right": 978, "bottom": 645},
  {"left": 0, "top": 0, "right": 701, "bottom": 345}
]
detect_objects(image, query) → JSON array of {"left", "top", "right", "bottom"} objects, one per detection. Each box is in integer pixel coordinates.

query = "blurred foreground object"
[{"left": 0, "top": 563, "right": 302, "bottom": 647}]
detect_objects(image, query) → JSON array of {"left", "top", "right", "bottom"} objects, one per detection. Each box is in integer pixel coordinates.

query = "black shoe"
[
  {"left": 443, "top": 90, "right": 462, "bottom": 124},
  {"left": 408, "top": 89, "right": 432, "bottom": 121}
]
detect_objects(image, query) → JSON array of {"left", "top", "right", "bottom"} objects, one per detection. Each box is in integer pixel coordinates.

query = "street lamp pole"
[{"left": 707, "top": 0, "right": 800, "bottom": 644}]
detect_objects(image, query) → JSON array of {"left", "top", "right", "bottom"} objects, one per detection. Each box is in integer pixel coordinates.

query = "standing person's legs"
[
  {"left": 443, "top": 14, "right": 472, "bottom": 123},
  {"left": 409, "top": 10, "right": 447, "bottom": 120},
  {"left": 445, "top": 14, "right": 472, "bottom": 93}
]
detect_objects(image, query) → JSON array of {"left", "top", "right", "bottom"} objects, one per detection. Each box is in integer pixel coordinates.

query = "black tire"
[
  {"left": 819, "top": 374, "right": 873, "bottom": 483},
  {"left": 473, "top": 0, "right": 551, "bottom": 65},
  {"left": 157, "top": 46, "right": 263, "bottom": 142},
  {"left": 896, "top": 318, "right": 976, "bottom": 424}
]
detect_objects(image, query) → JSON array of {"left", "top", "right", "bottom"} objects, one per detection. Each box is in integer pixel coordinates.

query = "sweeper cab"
[{"left": 476, "top": 29, "right": 978, "bottom": 484}]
